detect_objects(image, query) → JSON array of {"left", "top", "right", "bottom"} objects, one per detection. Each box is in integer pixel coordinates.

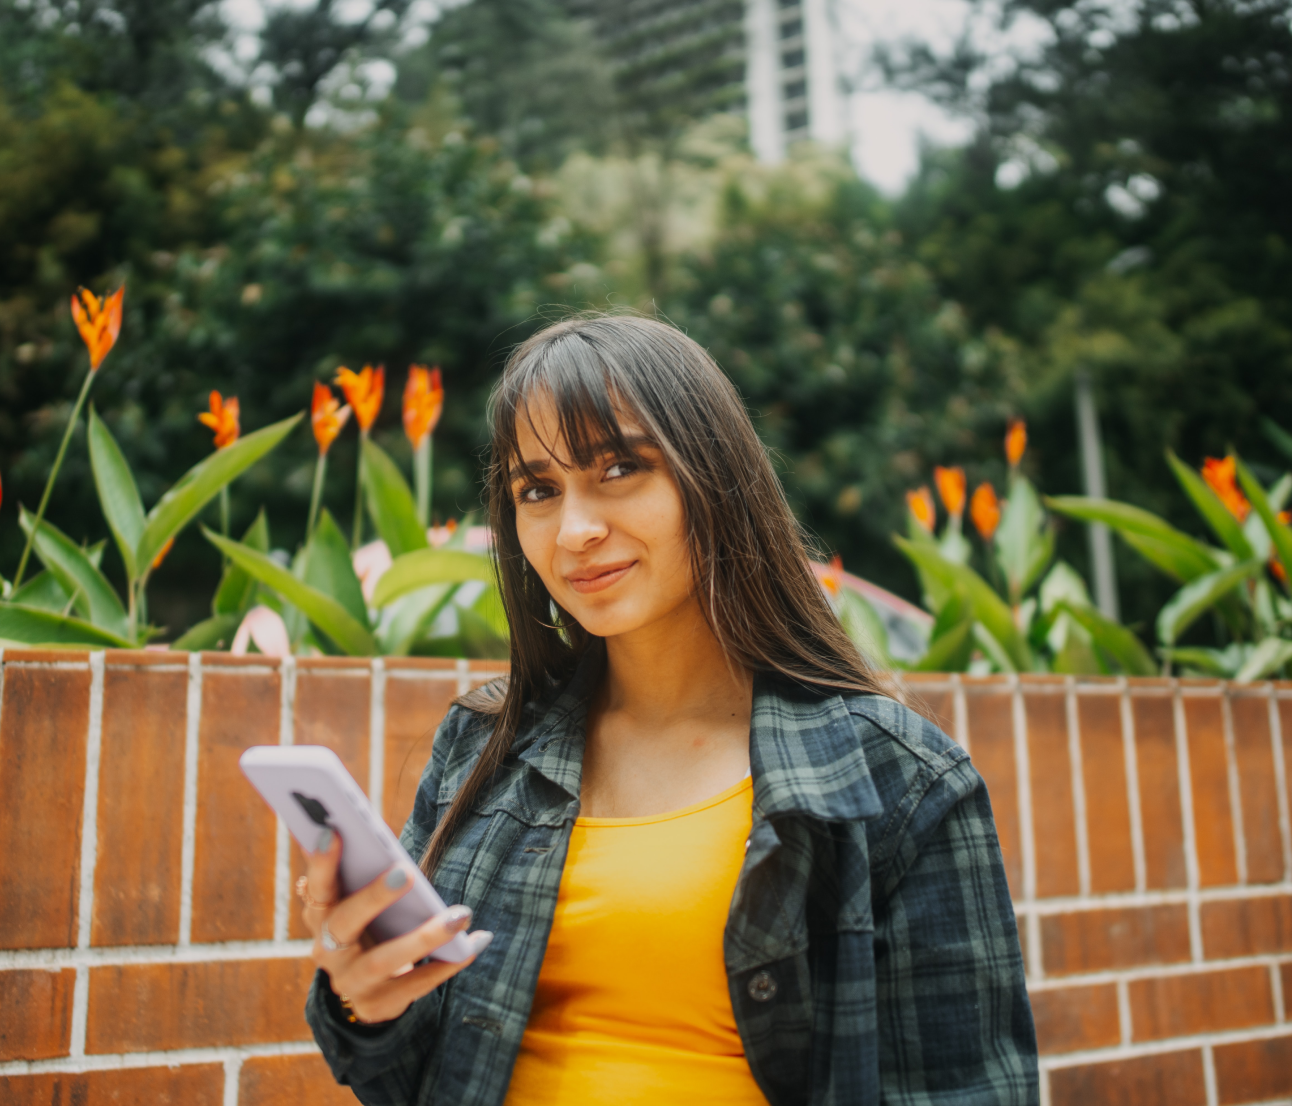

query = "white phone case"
[{"left": 239, "top": 744, "right": 473, "bottom": 962}]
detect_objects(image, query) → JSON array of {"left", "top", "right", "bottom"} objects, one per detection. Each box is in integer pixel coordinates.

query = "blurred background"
[{"left": 2, "top": 0, "right": 1290, "bottom": 642}]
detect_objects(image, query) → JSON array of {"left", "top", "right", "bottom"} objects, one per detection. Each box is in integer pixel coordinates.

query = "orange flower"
[
  {"left": 1201, "top": 456, "right": 1250, "bottom": 522},
  {"left": 403, "top": 365, "right": 444, "bottom": 447},
  {"left": 335, "top": 364, "right": 385, "bottom": 431},
  {"left": 197, "top": 391, "right": 240, "bottom": 450},
  {"left": 906, "top": 486, "right": 936, "bottom": 533},
  {"left": 1272, "top": 510, "right": 1292, "bottom": 583},
  {"left": 311, "top": 382, "right": 351, "bottom": 455},
  {"left": 151, "top": 536, "right": 175, "bottom": 570},
  {"left": 1005, "top": 419, "right": 1027, "bottom": 468},
  {"left": 70, "top": 285, "right": 125, "bottom": 371},
  {"left": 970, "top": 482, "right": 1002, "bottom": 540},
  {"left": 934, "top": 466, "right": 966, "bottom": 516},
  {"left": 820, "top": 554, "right": 843, "bottom": 597}
]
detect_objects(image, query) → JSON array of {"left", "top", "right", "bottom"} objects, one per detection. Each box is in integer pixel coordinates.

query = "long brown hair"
[{"left": 419, "top": 314, "right": 888, "bottom": 877}]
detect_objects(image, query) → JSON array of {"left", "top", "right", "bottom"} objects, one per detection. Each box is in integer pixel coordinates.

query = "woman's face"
[{"left": 509, "top": 394, "right": 696, "bottom": 641}]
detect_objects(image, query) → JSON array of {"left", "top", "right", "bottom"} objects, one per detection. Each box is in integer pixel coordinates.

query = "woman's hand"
[{"left": 299, "top": 828, "right": 492, "bottom": 1026}]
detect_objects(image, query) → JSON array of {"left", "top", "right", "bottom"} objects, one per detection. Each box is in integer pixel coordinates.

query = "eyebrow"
[{"left": 508, "top": 434, "right": 656, "bottom": 483}]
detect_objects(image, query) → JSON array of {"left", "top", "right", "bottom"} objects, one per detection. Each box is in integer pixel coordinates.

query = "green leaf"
[
  {"left": 973, "top": 621, "right": 1017, "bottom": 673},
  {"left": 9, "top": 571, "right": 72, "bottom": 613},
  {"left": 997, "top": 475, "right": 1052, "bottom": 600},
  {"left": 895, "top": 536, "right": 1032, "bottom": 670},
  {"left": 1262, "top": 418, "right": 1292, "bottom": 464},
  {"left": 372, "top": 548, "right": 496, "bottom": 608},
  {"left": 172, "top": 613, "right": 243, "bottom": 651},
  {"left": 362, "top": 438, "right": 428, "bottom": 557},
  {"left": 138, "top": 413, "right": 302, "bottom": 573},
  {"left": 213, "top": 510, "right": 270, "bottom": 616},
  {"left": 1156, "top": 559, "right": 1261, "bottom": 646},
  {"left": 836, "top": 588, "right": 892, "bottom": 667},
  {"left": 471, "top": 582, "right": 510, "bottom": 641},
  {"left": 0, "top": 603, "right": 134, "bottom": 648},
  {"left": 1046, "top": 496, "right": 1223, "bottom": 582},
  {"left": 457, "top": 604, "right": 510, "bottom": 659},
  {"left": 1234, "top": 455, "right": 1292, "bottom": 596},
  {"left": 20, "top": 509, "right": 130, "bottom": 640},
  {"left": 1234, "top": 637, "right": 1292, "bottom": 682},
  {"left": 915, "top": 616, "right": 973, "bottom": 672},
  {"left": 203, "top": 528, "right": 376, "bottom": 656},
  {"left": 1165, "top": 450, "right": 1254, "bottom": 559},
  {"left": 1057, "top": 602, "right": 1158, "bottom": 676},
  {"left": 378, "top": 584, "right": 459, "bottom": 656},
  {"left": 302, "top": 510, "right": 369, "bottom": 627},
  {"left": 1161, "top": 646, "right": 1246, "bottom": 678},
  {"left": 87, "top": 407, "right": 146, "bottom": 583}
]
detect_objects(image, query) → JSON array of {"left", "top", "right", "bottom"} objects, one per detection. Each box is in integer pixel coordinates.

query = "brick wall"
[{"left": 0, "top": 654, "right": 1288, "bottom": 1105}]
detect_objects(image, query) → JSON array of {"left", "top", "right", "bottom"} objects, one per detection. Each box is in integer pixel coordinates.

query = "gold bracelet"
[{"left": 338, "top": 993, "right": 361, "bottom": 1024}]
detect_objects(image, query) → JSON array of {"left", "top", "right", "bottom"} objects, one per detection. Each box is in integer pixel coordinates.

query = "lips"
[{"left": 565, "top": 561, "right": 636, "bottom": 594}]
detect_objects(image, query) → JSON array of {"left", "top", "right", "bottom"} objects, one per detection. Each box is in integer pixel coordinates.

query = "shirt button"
[{"left": 747, "top": 971, "right": 777, "bottom": 1002}]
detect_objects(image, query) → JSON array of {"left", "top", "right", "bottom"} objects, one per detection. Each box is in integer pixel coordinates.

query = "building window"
[
  {"left": 781, "top": 48, "right": 804, "bottom": 68},
  {"left": 779, "top": 18, "right": 802, "bottom": 39},
  {"left": 785, "top": 109, "right": 809, "bottom": 131},
  {"left": 783, "top": 79, "right": 806, "bottom": 100}
]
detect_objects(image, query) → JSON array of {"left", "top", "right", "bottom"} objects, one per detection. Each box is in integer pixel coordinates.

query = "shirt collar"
[{"left": 515, "top": 651, "right": 882, "bottom": 824}]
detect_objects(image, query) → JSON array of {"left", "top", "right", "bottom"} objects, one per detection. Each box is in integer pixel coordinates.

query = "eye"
[
  {"left": 604, "top": 459, "right": 639, "bottom": 481},
  {"left": 517, "top": 483, "right": 557, "bottom": 504}
]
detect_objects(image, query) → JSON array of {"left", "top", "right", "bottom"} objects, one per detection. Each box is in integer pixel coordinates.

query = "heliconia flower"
[
  {"left": 1005, "top": 419, "right": 1027, "bottom": 468},
  {"left": 335, "top": 364, "right": 385, "bottom": 431},
  {"left": 970, "top": 482, "right": 1002, "bottom": 540},
  {"left": 231, "top": 605, "right": 291, "bottom": 657},
  {"left": 151, "top": 536, "right": 175, "bottom": 570},
  {"left": 197, "top": 391, "right": 240, "bottom": 450},
  {"left": 70, "top": 285, "right": 125, "bottom": 371},
  {"left": 906, "top": 486, "right": 936, "bottom": 533},
  {"left": 403, "top": 364, "right": 444, "bottom": 447},
  {"left": 820, "top": 554, "right": 843, "bottom": 598},
  {"left": 1272, "top": 511, "right": 1292, "bottom": 583},
  {"left": 311, "top": 382, "right": 351, "bottom": 455},
  {"left": 934, "top": 466, "right": 966, "bottom": 517},
  {"left": 1201, "top": 456, "right": 1250, "bottom": 522}
]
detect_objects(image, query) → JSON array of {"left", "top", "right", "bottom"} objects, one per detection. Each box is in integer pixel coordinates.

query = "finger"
[
  {"left": 346, "top": 932, "right": 493, "bottom": 1023},
  {"left": 355, "top": 905, "right": 476, "bottom": 984},
  {"left": 302, "top": 826, "right": 342, "bottom": 913},
  {"left": 322, "top": 862, "right": 416, "bottom": 947}
]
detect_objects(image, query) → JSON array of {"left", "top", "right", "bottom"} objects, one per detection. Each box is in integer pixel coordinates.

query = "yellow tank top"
[{"left": 503, "top": 776, "right": 769, "bottom": 1106}]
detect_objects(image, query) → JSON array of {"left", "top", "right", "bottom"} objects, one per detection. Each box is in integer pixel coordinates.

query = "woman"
[{"left": 300, "top": 315, "right": 1038, "bottom": 1105}]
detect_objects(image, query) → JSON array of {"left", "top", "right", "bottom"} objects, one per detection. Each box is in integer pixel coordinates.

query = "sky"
[{"left": 222, "top": 0, "right": 1050, "bottom": 195}]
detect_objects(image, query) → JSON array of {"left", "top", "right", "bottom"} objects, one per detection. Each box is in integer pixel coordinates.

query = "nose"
[{"left": 556, "top": 488, "right": 608, "bottom": 552}]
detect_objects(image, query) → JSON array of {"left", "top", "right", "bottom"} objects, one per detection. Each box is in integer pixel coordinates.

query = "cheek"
[{"left": 515, "top": 514, "right": 557, "bottom": 587}]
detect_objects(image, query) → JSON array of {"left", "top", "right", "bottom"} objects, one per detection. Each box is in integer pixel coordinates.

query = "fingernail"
[
  {"left": 444, "top": 904, "right": 473, "bottom": 931},
  {"left": 314, "top": 827, "right": 334, "bottom": 853},
  {"left": 472, "top": 931, "right": 493, "bottom": 953},
  {"left": 385, "top": 867, "right": 408, "bottom": 889}
]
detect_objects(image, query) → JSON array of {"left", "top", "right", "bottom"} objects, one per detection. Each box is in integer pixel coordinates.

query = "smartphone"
[{"left": 239, "top": 744, "right": 473, "bottom": 962}]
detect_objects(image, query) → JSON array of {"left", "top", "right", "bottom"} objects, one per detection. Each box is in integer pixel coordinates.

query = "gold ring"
[{"left": 296, "top": 875, "right": 337, "bottom": 911}]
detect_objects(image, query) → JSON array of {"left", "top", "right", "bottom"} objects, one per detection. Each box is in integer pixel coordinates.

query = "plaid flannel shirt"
[{"left": 306, "top": 658, "right": 1038, "bottom": 1106}]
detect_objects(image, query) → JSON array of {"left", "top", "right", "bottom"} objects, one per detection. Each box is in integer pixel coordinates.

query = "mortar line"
[
  {"left": 369, "top": 657, "right": 386, "bottom": 816},
  {"left": 1271, "top": 961, "right": 1285, "bottom": 1024},
  {"left": 1120, "top": 680, "right": 1148, "bottom": 893},
  {"left": 76, "top": 652, "right": 105, "bottom": 951},
  {"left": 952, "top": 673, "right": 970, "bottom": 754},
  {"left": 1220, "top": 688, "right": 1248, "bottom": 885},
  {"left": 1037, "top": 1018, "right": 1292, "bottom": 1068},
  {"left": 1066, "top": 679, "right": 1093, "bottom": 898},
  {"left": 68, "top": 966, "right": 89, "bottom": 1060},
  {"left": 1038, "top": 1067, "right": 1051, "bottom": 1106},
  {"left": 455, "top": 658, "right": 471, "bottom": 697},
  {"left": 1202, "top": 1043, "right": 1219, "bottom": 1106},
  {"left": 223, "top": 1054, "right": 243, "bottom": 1106},
  {"left": 0, "top": 1040, "right": 321, "bottom": 1078},
  {"left": 273, "top": 655, "right": 297, "bottom": 944},
  {"left": 178, "top": 653, "right": 203, "bottom": 946},
  {"left": 1268, "top": 686, "right": 1292, "bottom": 884},
  {"left": 1116, "top": 978, "right": 1132, "bottom": 1046},
  {"left": 1173, "top": 686, "right": 1204, "bottom": 962}
]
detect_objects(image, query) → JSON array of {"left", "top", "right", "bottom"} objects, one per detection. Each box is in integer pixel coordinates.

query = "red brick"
[
  {"left": 0, "top": 649, "right": 90, "bottom": 663},
  {"left": 1214, "top": 1033, "right": 1292, "bottom": 1104},
  {"left": 1201, "top": 894, "right": 1292, "bottom": 958},
  {"left": 0, "top": 968, "right": 75, "bottom": 1060},
  {"left": 965, "top": 690, "right": 1021, "bottom": 896},
  {"left": 383, "top": 657, "right": 459, "bottom": 672},
  {"left": 1077, "top": 693, "right": 1137, "bottom": 893},
  {"left": 201, "top": 651, "right": 282, "bottom": 667},
  {"left": 289, "top": 669, "right": 370, "bottom": 939},
  {"left": 1029, "top": 983, "right": 1120, "bottom": 1054},
  {"left": 1229, "top": 695, "right": 1284, "bottom": 884},
  {"left": 1041, "top": 904, "right": 1191, "bottom": 975},
  {"left": 904, "top": 684, "right": 954, "bottom": 738},
  {"left": 384, "top": 675, "right": 457, "bottom": 833},
  {"left": 1129, "top": 966, "right": 1274, "bottom": 1041},
  {"left": 86, "top": 958, "right": 314, "bottom": 1052},
  {"left": 1132, "top": 694, "right": 1188, "bottom": 889},
  {"left": 192, "top": 669, "right": 280, "bottom": 943},
  {"left": 239, "top": 1053, "right": 359, "bottom": 1106},
  {"left": 0, "top": 663, "right": 90, "bottom": 948},
  {"left": 1183, "top": 697, "right": 1238, "bottom": 886},
  {"left": 0, "top": 1064, "right": 224, "bottom": 1104},
  {"left": 1284, "top": 962, "right": 1292, "bottom": 1006},
  {"left": 103, "top": 651, "right": 188, "bottom": 666},
  {"left": 1050, "top": 1049, "right": 1206, "bottom": 1106},
  {"left": 92, "top": 665, "right": 187, "bottom": 946},
  {"left": 1281, "top": 698, "right": 1292, "bottom": 851},
  {"left": 1026, "top": 692, "right": 1080, "bottom": 898}
]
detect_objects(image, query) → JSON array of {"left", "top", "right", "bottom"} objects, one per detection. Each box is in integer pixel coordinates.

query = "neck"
[{"left": 599, "top": 596, "right": 751, "bottom": 727}]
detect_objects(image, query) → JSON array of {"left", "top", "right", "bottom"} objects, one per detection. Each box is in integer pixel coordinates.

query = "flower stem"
[
  {"left": 219, "top": 486, "right": 230, "bottom": 539},
  {"left": 415, "top": 436, "right": 431, "bottom": 528},
  {"left": 13, "top": 366, "right": 97, "bottom": 590},
  {"left": 352, "top": 429, "right": 368, "bottom": 550},
  {"left": 306, "top": 452, "right": 327, "bottom": 542}
]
